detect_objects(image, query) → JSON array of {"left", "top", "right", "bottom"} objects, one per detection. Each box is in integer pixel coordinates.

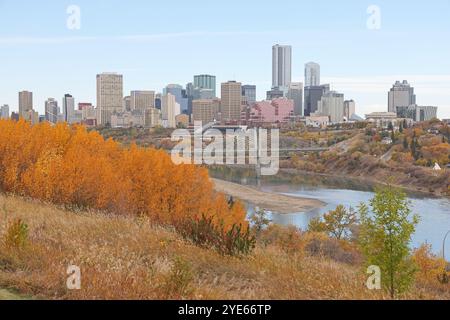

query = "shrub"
[
  {"left": 160, "top": 256, "right": 194, "bottom": 299},
  {"left": 4, "top": 218, "right": 29, "bottom": 249}
]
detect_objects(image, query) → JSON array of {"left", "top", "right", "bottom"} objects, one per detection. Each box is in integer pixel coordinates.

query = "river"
[{"left": 210, "top": 167, "right": 450, "bottom": 256}]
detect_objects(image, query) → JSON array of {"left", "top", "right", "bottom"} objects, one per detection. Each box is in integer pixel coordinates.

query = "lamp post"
[
  {"left": 444, "top": 230, "right": 450, "bottom": 262},
  {"left": 440, "top": 230, "right": 450, "bottom": 284}
]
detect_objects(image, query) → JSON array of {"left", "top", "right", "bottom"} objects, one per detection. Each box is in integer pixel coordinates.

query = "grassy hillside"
[{"left": 0, "top": 195, "right": 449, "bottom": 300}]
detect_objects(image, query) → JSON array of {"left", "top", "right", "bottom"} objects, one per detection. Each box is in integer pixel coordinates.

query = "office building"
[
  {"left": 145, "top": 108, "right": 162, "bottom": 128},
  {"left": 96, "top": 73, "right": 123, "bottom": 125},
  {"left": 19, "top": 91, "right": 33, "bottom": 117},
  {"left": 221, "top": 81, "right": 242, "bottom": 123},
  {"left": 192, "top": 99, "right": 220, "bottom": 124},
  {"left": 344, "top": 100, "right": 356, "bottom": 119},
  {"left": 194, "top": 75, "right": 216, "bottom": 97},
  {"left": 304, "top": 84, "right": 330, "bottom": 116},
  {"left": 287, "top": 82, "right": 304, "bottom": 116},
  {"left": 62, "top": 94, "right": 75, "bottom": 123},
  {"left": 305, "top": 62, "right": 320, "bottom": 87},
  {"left": 1, "top": 105, "right": 9, "bottom": 119},
  {"left": 131, "top": 90, "right": 155, "bottom": 111},
  {"left": 272, "top": 44, "right": 292, "bottom": 93},
  {"left": 163, "top": 84, "right": 188, "bottom": 113},
  {"left": 396, "top": 105, "right": 438, "bottom": 122},
  {"left": 123, "top": 96, "right": 131, "bottom": 111},
  {"left": 388, "top": 80, "right": 416, "bottom": 113},
  {"left": 249, "top": 98, "right": 294, "bottom": 125},
  {"left": 242, "top": 85, "right": 257, "bottom": 106},
  {"left": 161, "top": 93, "right": 181, "bottom": 128},
  {"left": 315, "top": 91, "right": 345, "bottom": 123},
  {"left": 45, "top": 98, "right": 60, "bottom": 124}
]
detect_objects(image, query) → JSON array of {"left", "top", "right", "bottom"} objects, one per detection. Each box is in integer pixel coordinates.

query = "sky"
[{"left": 0, "top": 0, "right": 449, "bottom": 118}]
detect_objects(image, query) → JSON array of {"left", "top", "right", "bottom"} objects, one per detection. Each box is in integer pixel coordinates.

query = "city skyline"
[{"left": 1, "top": 0, "right": 450, "bottom": 118}]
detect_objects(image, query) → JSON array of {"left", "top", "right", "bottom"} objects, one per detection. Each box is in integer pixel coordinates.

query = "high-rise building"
[
  {"left": 272, "top": 44, "right": 292, "bottom": 93},
  {"left": 130, "top": 90, "right": 155, "bottom": 112},
  {"left": 242, "top": 85, "right": 256, "bottom": 106},
  {"left": 305, "top": 62, "right": 321, "bottom": 87},
  {"left": 145, "top": 108, "right": 162, "bottom": 128},
  {"left": 388, "top": 80, "right": 416, "bottom": 113},
  {"left": 192, "top": 99, "right": 220, "bottom": 124},
  {"left": 62, "top": 94, "right": 75, "bottom": 123},
  {"left": 221, "top": 81, "right": 242, "bottom": 123},
  {"left": 45, "top": 98, "right": 60, "bottom": 124},
  {"left": 396, "top": 105, "right": 438, "bottom": 122},
  {"left": 315, "top": 91, "right": 345, "bottom": 123},
  {"left": 194, "top": 75, "right": 216, "bottom": 98},
  {"left": 19, "top": 91, "right": 33, "bottom": 117},
  {"left": 304, "top": 84, "right": 330, "bottom": 116},
  {"left": 123, "top": 96, "right": 131, "bottom": 111},
  {"left": 96, "top": 73, "right": 123, "bottom": 125},
  {"left": 163, "top": 84, "right": 188, "bottom": 113},
  {"left": 344, "top": 100, "right": 356, "bottom": 119},
  {"left": 1, "top": 105, "right": 9, "bottom": 119},
  {"left": 287, "top": 82, "right": 304, "bottom": 116},
  {"left": 161, "top": 93, "right": 181, "bottom": 128}
]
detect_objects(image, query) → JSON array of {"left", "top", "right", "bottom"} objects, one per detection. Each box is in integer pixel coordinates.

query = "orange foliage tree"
[{"left": 0, "top": 120, "right": 247, "bottom": 230}]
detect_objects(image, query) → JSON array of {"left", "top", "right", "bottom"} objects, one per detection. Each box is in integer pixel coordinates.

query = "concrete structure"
[
  {"left": 315, "top": 91, "right": 345, "bottom": 123},
  {"left": 365, "top": 112, "right": 413, "bottom": 129},
  {"left": 24, "top": 109, "right": 39, "bottom": 125},
  {"left": 144, "top": 108, "right": 162, "bottom": 128},
  {"left": 123, "top": 96, "right": 131, "bottom": 111},
  {"left": 164, "top": 84, "right": 188, "bottom": 113},
  {"left": 221, "top": 81, "right": 242, "bottom": 123},
  {"left": 45, "top": 98, "right": 60, "bottom": 124},
  {"left": 131, "top": 90, "right": 155, "bottom": 112},
  {"left": 287, "top": 82, "right": 304, "bottom": 116},
  {"left": 388, "top": 80, "right": 416, "bottom": 113},
  {"left": 249, "top": 98, "right": 294, "bottom": 125},
  {"left": 304, "top": 84, "right": 330, "bottom": 116},
  {"left": 62, "top": 94, "right": 75, "bottom": 123},
  {"left": 242, "top": 85, "right": 256, "bottom": 106},
  {"left": 1, "top": 105, "right": 9, "bottom": 119},
  {"left": 18, "top": 91, "right": 33, "bottom": 117},
  {"left": 96, "top": 73, "right": 123, "bottom": 125},
  {"left": 161, "top": 93, "right": 181, "bottom": 128},
  {"left": 272, "top": 44, "right": 292, "bottom": 94},
  {"left": 194, "top": 75, "right": 216, "bottom": 97},
  {"left": 192, "top": 99, "right": 220, "bottom": 124},
  {"left": 266, "top": 88, "right": 285, "bottom": 100},
  {"left": 111, "top": 111, "right": 145, "bottom": 128},
  {"left": 396, "top": 104, "right": 438, "bottom": 122},
  {"left": 305, "top": 62, "right": 320, "bottom": 87},
  {"left": 344, "top": 100, "right": 356, "bottom": 120}
]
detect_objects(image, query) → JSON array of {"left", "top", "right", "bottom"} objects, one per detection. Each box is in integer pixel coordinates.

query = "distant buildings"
[
  {"left": 287, "top": 82, "right": 303, "bottom": 116},
  {"left": 131, "top": 90, "right": 155, "bottom": 112},
  {"left": 344, "top": 100, "right": 356, "bottom": 120},
  {"left": 19, "top": 91, "right": 33, "bottom": 118},
  {"left": 221, "top": 81, "right": 242, "bottom": 123},
  {"left": 145, "top": 108, "right": 162, "bottom": 127},
  {"left": 266, "top": 88, "right": 285, "bottom": 100},
  {"left": 388, "top": 80, "right": 416, "bottom": 113},
  {"left": 194, "top": 75, "right": 216, "bottom": 98},
  {"left": 62, "top": 94, "right": 75, "bottom": 123},
  {"left": 365, "top": 112, "right": 413, "bottom": 129},
  {"left": 304, "top": 84, "right": 330, "bottom": 116},
  {"left": 305, "top": 62, "right": 320, "bottom": 87},
  {"left": 249, "top": 98, "right": 294, "bottom": 125},
  {"left": 272, "top": 44, "right": 292, "bottom": 94},
  {"left": 161, "top": 93, "right": 181, "bottom": 128},
  {"left": 96, "top": 73, "right": 123, "bottom": 125},
  {"left": 164, "top": 84, "right": 188, "bottom": 114},
  {"left": 396, "top": 105, "right": 438, "bottom": 122},
  {"left": 314, "top": 91, "right": 345, "bottom": 123},
  {"left": 1, "top": 105, "right": 9, "bottom": 119},
  {"left": 45, "top": 98, "right": 60, "bottom": 124},
  {"left": 111, "top": 111, "right": 145, "bottom": 128},
  {"left": 242, "top": 85, "right": 256, "bottom": 106},
  {"left": 192, "top": 99, "right": 220, "bottom": 124}
]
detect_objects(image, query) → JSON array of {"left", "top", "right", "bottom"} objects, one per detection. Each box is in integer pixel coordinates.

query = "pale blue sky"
[{"left": 1, "top": 0, "right": 449, "bottom": 118}]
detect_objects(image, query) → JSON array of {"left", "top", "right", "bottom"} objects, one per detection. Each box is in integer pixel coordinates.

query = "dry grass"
[{"left": 0, "top": 194, "right": 449, "bottom": 300}]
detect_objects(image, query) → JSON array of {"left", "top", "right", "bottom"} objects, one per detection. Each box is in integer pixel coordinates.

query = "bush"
[
  {"left": 4, "top": 218, "right": 29, "bottom": 249},
  {"left": 178, "top": 215, "right": 256, "bottom": 256},
  {"left": 160, "top": 256, "right": 194, "bottom": 299}
]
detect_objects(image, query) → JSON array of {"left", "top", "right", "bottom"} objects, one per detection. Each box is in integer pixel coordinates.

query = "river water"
[{"left": 210, "top": 167, "right": 450, "bottom": 256}]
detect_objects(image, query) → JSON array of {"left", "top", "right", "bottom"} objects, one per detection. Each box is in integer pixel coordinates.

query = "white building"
[
  {"left": 111, "top": 111, "right": 145, "bottom": 128},
  {"left": 272, "top": 44, "right": 292, "bottom": 93},
  {"left": 388, "top": 80, "right": 416, "bottom": 113},
  {"left": 344, "top": 100, "right": 356, "bottom": 120},
  {"left": 1, "top": 104, "right": 9, "bottom": 119},
  {"left": 305, "top": 62, "right": 320, "bottom": 87},
  {"left": 314, "top": 91, "right": 345, "bottom": 123},
  {"left": 161, "top": 93, "right": 181, "bottom": 128}
]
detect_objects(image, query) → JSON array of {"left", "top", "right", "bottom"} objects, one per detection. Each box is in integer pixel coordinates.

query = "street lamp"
[
  {"left": 439, "top": 230, "right": 450, "bottom": 284},
  {"left": 443, "top": 230, "right": 450, "bottom": 262}
]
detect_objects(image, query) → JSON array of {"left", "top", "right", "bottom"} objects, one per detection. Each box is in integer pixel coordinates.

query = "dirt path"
[{"left": 212, "top": 178, "right": 325, "bottom": 214}]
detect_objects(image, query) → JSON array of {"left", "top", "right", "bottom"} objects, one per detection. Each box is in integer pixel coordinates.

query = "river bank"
[{"left": 212, "top": 178, "right": 325, "bottom": 214}]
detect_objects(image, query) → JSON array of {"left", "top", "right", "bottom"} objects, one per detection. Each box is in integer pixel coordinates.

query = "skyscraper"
[
  {"left": 242, "top": 85, "right": 256, "bottom": 106},
  {"left": 130, "top": 91, "right": 155, "bottom": 112},
  {"left": 388, "top": 80, "right": 416, "bottom": 113},
  {"left": 272, "top": 44, "right": 292, "bottom": 93},
  {"left": 304, "top": 84, "right": 330, "bottom": 116},
  {"left": 305, "top": 62, "right": 321, "bottom": 87},
  {"left": 45, "top": 98, "right": 59, "bottom": 124},
  {"left": 344, "top": 100, "right": 356, "bottom": 119},
  {"left": 287, "top": 82, "right": 304, "bottom": 116},
  {"left": 161, "top": 93, "right": 181, "bottom": 128},
  {"left": 163, "top": 84, "right": 188, "bottom": 113},
  {"left": 62, "top": 94, "right": 75, "bottom": 123},
  {"left": 194, "top": 75, "right": 216, "bottom": 98},
  {"left": 192, "top": 99, "right": 220, "bottom": 124},
  {"left": 19, "top": 91, "right": 33, "bottom": 117},
  {"left": 1, "top": 105, "right": 9, "bottom": 119},
  {"left": 96, "top": 73, "right": 123, "bottom": 125},
  {"left": 316, "top": 91, "right": 345, "bottom": 123},
  {"left": 221, "top": 81, "right": 242, "bottom": 123}
]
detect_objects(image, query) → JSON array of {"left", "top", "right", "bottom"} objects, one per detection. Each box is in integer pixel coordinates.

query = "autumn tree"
[
  {"left": 358, "top": 186, "right": 419, "bottom": 299},
  {"left": 308, "top": 205, "right": 358, "bottom": 240}
]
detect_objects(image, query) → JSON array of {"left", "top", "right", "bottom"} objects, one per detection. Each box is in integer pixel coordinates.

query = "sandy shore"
[{"left": 212, "top": 178, "right": 325, "bottom": 214}]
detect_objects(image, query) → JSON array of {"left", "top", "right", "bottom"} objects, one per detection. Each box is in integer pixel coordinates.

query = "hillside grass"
[{"left": 0, "top": 194, "right": 449, "bottom": 300}]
